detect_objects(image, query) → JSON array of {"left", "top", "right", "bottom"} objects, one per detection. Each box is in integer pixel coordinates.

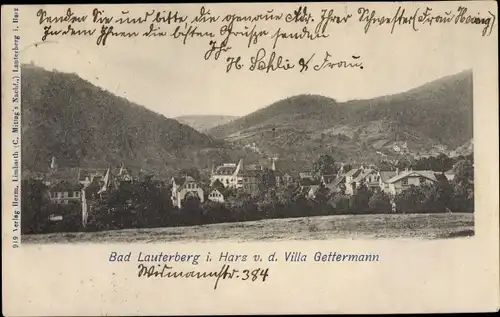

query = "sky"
[{"left": 18, "top": 3, "right": 495, "bottom": 118}]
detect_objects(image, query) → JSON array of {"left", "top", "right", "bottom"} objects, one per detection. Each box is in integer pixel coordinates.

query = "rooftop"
[
  {"left": 214, "top": 166, "right": 237, "bottom": 175},
  {"left": 386, "top": 170, "right": 439, "bottom": 183},
  {"left": 299, "top": 178, "right": 321, "bottom": 186},
  {"left": 352, "top": 169, "right": 376, "bottom": 183},
  {"left": 240, "top": 169, "right": 262, "bottom": 177},
  {"left": 379, "top": 171, "right": 397, "bottom": 183},
  {"left": 172, "top": 176, "right": 197, "bottom": 186},
  {"left": 78, "top": 168, "right": 108, "bottom": 182},
  {"left": 49, "top": 181, "right": 83, "bottom": 192},
  {"left": 322, "top": 174, "right": 336, "bottom": 184},
  {"left": 344, "top": 168, "right": 361, "bottom": 178}
]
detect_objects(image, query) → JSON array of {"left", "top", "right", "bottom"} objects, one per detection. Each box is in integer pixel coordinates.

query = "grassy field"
[{"left": 22, "top": 213, "right": 474, "bottom": 244}]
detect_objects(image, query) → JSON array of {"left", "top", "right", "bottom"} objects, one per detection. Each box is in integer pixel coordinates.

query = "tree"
[
  {"left": 211, "top": 179, "right": 225, "bottom": 190},
  {"left": 48, "top": 201, "right": 83, "bottom": 233},
  {"left": 202, "top": 201, "right": 230, "bottom": 224},
  {"left": 259, "top": 188, "right": 280, "bottom": 219},
  {"left": 314, "top": 183, "right": 332, "bottom": 203},
  {"left": 181, "top": 195, "right": 203, "bottom": 225},
  {"left": 343, "top": 164, "right": 353, "bottom": 173},
  {"left": 312, "top": 183, "right": 334, "bottom": 215},
  {"left": 379, "top": 160, "right": 394, "bottom": 171},
  {"left": 452, "top": 158, "right": 474, "bottom": 212},
  {"left": 131, "top": 177, "right": 164, "bottom": 228},
  {"left": 258, "top": 168, "right": 276, "bottom": 194},
  {"left": 312, "top": 154, "right": 337, "bottom": 178},
  {"left": 435, "top": 154, "right": 454, "bottom": 172},
  {"left": 394, "top": 185, "right": 426, "bottom": 213},
  {"left": 97, "top": 176, "right": 174, "bottom": 229},
  {"left": 350, "top": 184, "right": 373, "bottom": 212},
  {"left": 178, "top": 167, "right": 201, "bottom": 180},
  {"left": 230, "top": 191, "right": 260, "bottom": 221},
  {"left": 396, "top": 159, "right": 411, "bottom": 170},
  {"left": 420, "top": 181, "right": 453, "bottom": 213},
  {"left": 287, "top": 192, "right": 314, "bottom": 218},
  {"left": 368, "top": 190, "right": 392, "bottom": 213},
  {"left": 21, "top": 179, "right": 51, "bottom": 234},
  {"left": 332, "top": 193, "right": 350, "bottom": 212},
  {"left": 276, "top": 184, "right": 297, "bottom": 206}
]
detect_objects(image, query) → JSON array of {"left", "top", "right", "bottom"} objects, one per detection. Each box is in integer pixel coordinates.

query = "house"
[
  {"left": 245, "top": 163, "right": 262, "bottom": 170},
  {"left": 81, "top": 179, "right": 103, "bottom": 227},
  {"left": 48, "top": 181, "right": 83, "bottom": 205},
  {"left": 378, "top": 170, "right": 398, "bottom": 192},
  {"left": 274, "top": 170, "right": 284, "bottom": 187},
  {"left": 282, "top": 173, "right": 294, "bottom": 186},
  {"left": 307, "top": 185, "right": 321, "bottom": 199},
  {"left": 326, "top": 175, "right": 345, "bottom": 194},
  {"left": 47, "top": 180, "right": 84, "bottom": 223},
  {"left": 207, "top": 178, "right": 233, "bottom": 204},
  {"left": 299, "top": 177, "right": 321, "bottom": 196},
  {"left": 297, "top": 184, "right": 312, "bottom": 197},
  {"left": 350, "top": 168, "right": 380, "bottom": 192},
  {"left": 208, "top": 188, "right": 227, "bottom": 203},
  {"left": 78, "top": 168, "right": 108, "bottom": 188},
  {"left": 299, "top": 172, "right": 314, "bottom": 180},
  {"left": 210, "top": 159, "right": 244, "bottom": 189},
  {"left": 114, "top": 164, "right": 133, "bottom": 183},
  {"left": 444, "top": 169, "right": 455, "bottom": 182},
  {"left": 43, "top": 168, "right": 80, "bottom": 187},
  {"left": 207, "top": 185, "right": 235, "bottom": 204},
  {"left": 384, "top": 170, "right": 439, "bottom": 196},
  {"left": 171, "top": 176, "right": 204, "bottom": 208},
  {"left": 344, "top": 168, "right": 363, "bottom": 195},
  {"left": 321, "top": 174, "right": 336, "bottom": 186},
  {"left": 240, "top": 169, "right": 262, "bottom": 195}
]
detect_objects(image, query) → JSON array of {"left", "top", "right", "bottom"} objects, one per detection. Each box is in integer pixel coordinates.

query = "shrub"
[{"left": 368, "top": 190, "right": 392, "bottom": 213}]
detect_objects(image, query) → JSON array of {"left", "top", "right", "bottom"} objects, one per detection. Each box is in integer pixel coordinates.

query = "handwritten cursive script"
[
  {"left": 137, "top": 264, "right": 270, "bottom": 290},
  {"left": 33, "top": 5, "right": 497, "bottom": 72}
]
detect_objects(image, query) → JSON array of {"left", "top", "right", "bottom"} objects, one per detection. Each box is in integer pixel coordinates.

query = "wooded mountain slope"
[
  {"left": 208, "top": 70, "right": 473, "bottom": 167},
  {"left": 21, "top": 65, "right": 239, "bottom": 175}
]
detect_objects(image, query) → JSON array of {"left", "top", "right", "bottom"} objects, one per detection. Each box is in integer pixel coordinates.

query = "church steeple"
[{"left": 233, "top": 159, "right": 243, "bottom": 176}]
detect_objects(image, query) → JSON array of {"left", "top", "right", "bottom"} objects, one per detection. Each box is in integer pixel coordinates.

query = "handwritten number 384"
[{"left": 242, "top": 268, "right": 269, "bottom": 281}]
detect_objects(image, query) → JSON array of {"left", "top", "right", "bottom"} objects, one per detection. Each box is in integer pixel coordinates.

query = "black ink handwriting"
[
  {"left": 137, "top": 264, "right": 270, "bottom": 290},
  {"left": 249, "top": 48, "right": 295, "bottom": 73},
  {"left": 204, "top": 40, "right": 231, "bottom": 61}
]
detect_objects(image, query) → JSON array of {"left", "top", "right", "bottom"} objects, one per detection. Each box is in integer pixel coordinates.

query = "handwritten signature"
[{"left": 224, "top": 48, "right": 363, "bottom": 73}]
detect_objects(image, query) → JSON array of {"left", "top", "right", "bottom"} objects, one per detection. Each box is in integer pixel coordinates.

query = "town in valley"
[
  {"left": 21, "top": 148, "right": 472, "bottom": 235},
  {"left": 18, "top": 63, "right": 475, "bottom": 241}
]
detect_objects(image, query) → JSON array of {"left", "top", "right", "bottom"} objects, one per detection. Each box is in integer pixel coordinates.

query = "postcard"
[{"left": 1, "top": 2, "right": 499, "bottom": 315}]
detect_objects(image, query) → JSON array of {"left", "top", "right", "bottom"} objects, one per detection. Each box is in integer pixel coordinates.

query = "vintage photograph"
[
  {"left": 20, "top": 61, "right": 474, "bottom": 243},
  {"left": 4, "top": 3, "right": 498, "bottom": 316}
]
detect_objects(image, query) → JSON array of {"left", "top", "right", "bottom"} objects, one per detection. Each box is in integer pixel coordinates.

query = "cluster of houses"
[
  {"left": 297, "top": 163, "right": 453, "bottom": 199},
  {"left": 35, "top": 156, "right": 455, "bottom": 226},
  {"left": 39, "top": 157, "right": 136, "bottom": 224},
  {"left": 168, "top": 159, "right": 455, "bottom": 208}
]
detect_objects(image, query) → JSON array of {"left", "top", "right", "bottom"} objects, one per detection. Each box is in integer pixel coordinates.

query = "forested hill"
[
  {"left": 21, "top": 65, "right": 238, "bottom": 175},
  {"left": 208, "top": 70, "right": 473, "bottom": 167}
]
